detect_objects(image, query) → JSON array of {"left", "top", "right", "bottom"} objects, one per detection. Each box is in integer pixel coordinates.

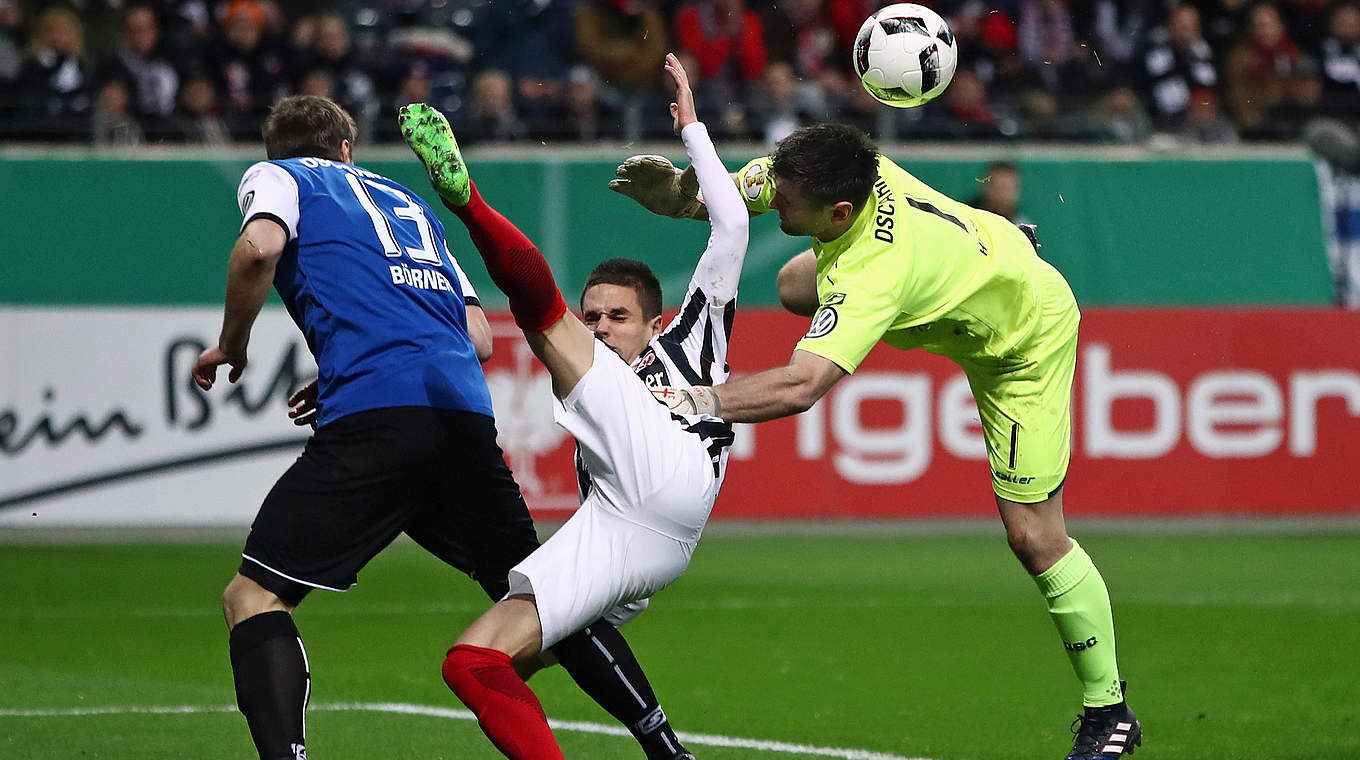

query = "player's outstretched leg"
[
  {"left": 399, "top": 102, "right": 470, "bottom": 207},
  {"left": 401, "top": 102, "right": 567, "bottom": 334}
]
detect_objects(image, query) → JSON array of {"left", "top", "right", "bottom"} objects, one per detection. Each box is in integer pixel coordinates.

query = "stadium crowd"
[{"left": 1, "top": 0, "right": 1357, "bottom": 146}]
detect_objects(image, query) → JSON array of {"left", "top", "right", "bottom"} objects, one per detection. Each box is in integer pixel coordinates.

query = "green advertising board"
[{"left": 0, "top": 151, "right": 1331, "bottom": 307}]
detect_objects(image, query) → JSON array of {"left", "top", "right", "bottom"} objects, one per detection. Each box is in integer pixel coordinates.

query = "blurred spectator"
[
  {"left": 554, "top": 64, "right": 623, "bottom": 141},
  {"left": 1018, "top": 87, "right": 1062, "bottom": 137},
  {"left": 396, "top": 63, "right": 433, "bottom": 106},
  {"left": 382, "top": 15, "right": 476, "bottom": 131},
  {"left": 1141, "top": 4, "right": 1218, "bottom": 128},
  {"left": 474, "top": 0, "right": 575, "bottom": 131},
  {"left": 675, "top": 0, "right": 768, "bottom": 107},
  {"left": 1079, "top": 84, "right": 1153, "bottom": 142},
  {"left": 1224, "top": 2, "right": 1299, "bottom": 136},
  {"left": 1313, "top": 149, "right": 1360, "bottom": 306},
  {"left": 756, "top": 0, "right": 856, "bottom": 131},
  {"left": 1263, "top": 55, "right": 1324, "bottom": 138},
  {"left": 287, "top": 12, "right": 318, "bottom": 73},
  {"left": 1179, "top": 86, "right": 1239, "bottom": 143},
  {"left": 574, "top": 0, "right": 668, "bottom": 140},
  {"left": 16, "top": 6, "right": 94, "bottom": 137},
  {"left": 101, "top": 5, "right": 179, "bottom": 133},
  {"left": 172, "top": 73, "right": 230, "bottom": 145},
  {"left": 0, "top": 0, "right": 1349, "bottom": 145},
  {"left": 826, "top": 0, "right": 878, "bottom": 60},
  {"left": 1190, "top": 0, "right": 1252, "bottom": 53},
  {"left": 1319, "top": 0, "right": 1360, "bottom": 120},
  {"left": 969, "top": 160, "right": 1030, "bottom": 223},
  {"left": 304, "top": 13, "right": 378, "bottom": 139},
  {"left": 1278, "top": 0, "right": 1332, "bottom": 50},
  {"left": 950, "top": 0, "right": 1026, "bottom": 106},
  {"left": 207, "top": 0, "right": 288, "bottom": 136},
  {"left": 1018, "top": 0, "right": 1096, "bottom": 97},
  {"left": 92, "top": 77, "right": 145, "bottom": 145},
  {"left": 1078, "top": 0, "right": 1165, "bottom": 66},
  {"left": 919, "top": 67, "right": 1017, "bottom": 139},
  {"left": 298, "top": 67, "right": 335, "bottom": 98},
  {"left": 0, "top": 0, "right": 22, "bottom": 84},
  {"left": 463, "top": 69, "right": 527, "bottom": 143},
  {"left": 255, "top": 1, "right": 290, "bottom": 41},
  {"left": 574, "top": 0, "right": 668, "bottom": 90},
  {"left": 748, "top": 60, "right": 827, "bottom": 145},
  {"left": 764, "top": 0, "right": 837, "bottom": 80}
]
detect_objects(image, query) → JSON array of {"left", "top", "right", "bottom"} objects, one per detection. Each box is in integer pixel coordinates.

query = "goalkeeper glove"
[
  {"left": 608, "top": 155, "right": 703, "bottom": 218},
  {"left": 650, "top": 385, "right": 722, "bottom": 416}
]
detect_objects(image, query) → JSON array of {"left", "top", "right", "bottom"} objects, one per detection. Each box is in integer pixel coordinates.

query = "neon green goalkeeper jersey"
[{"left": 738, "top": 155, "right": 1066, "bottom": 373}]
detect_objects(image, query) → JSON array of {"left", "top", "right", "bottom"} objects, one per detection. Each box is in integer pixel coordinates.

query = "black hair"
[
  {"left": 769, "top": 123, "right": 879, "bottom": 209},
  {"left": 262, "top": 95, "right": 357, "bottom": 160},
  {"left": 581, "top": 258, "right": 662, "bottom": 319}
]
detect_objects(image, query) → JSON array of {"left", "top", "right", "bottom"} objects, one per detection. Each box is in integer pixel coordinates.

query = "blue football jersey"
[{"left": 237, "top": 157, "right": 492, "bottom": 426}]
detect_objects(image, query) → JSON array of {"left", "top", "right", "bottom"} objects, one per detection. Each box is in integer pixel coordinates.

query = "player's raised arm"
[{"left": 667, "top": 54, "right": 748, "bottom": 308}]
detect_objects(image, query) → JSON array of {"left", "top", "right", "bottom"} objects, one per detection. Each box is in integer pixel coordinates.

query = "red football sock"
[
  {"left": 442, "top": 644, "right": 565, "bottom": 760},
  {"left": 446, "top": 183, "right": 568, "bottom": 333}
]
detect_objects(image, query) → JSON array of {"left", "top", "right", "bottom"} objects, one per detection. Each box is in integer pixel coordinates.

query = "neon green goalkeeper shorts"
[{"left": 961, "top": 263, "right": 1081, "bottom": 504}]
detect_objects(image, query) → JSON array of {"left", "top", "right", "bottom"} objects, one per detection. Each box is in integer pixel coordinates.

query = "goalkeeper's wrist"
[
  {"left": 682, "top": 386, "right": 722, "bottom": 416},
  {"left": 677, "top": 196, "right": 705, "bottom": 219}
]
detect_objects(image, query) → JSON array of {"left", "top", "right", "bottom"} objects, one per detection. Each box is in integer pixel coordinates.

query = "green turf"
[{"left": 3, "top": 528, "right": 1358, "bottom": 759}]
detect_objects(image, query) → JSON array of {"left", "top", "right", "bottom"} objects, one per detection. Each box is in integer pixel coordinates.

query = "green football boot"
[{"left": 398, "top": 103, "right": 470, "bottom": 207}]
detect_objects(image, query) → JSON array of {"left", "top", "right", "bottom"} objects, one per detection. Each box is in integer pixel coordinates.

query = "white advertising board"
[{"left": 1, "top": 307, "right": 316, "bottom": 526}]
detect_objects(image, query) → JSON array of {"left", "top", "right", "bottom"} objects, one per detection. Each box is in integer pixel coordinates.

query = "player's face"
[
  {"left": 768, "top": 175, "right": 835, "bottom": 237},
  {"left": 581, "top": 284, "right": 662, "bottom": 364}
]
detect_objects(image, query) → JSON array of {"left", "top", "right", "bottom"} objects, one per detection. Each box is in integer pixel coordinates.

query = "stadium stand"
[{"left": 2, "top": 0, "right": 1357, "bottom": 145}]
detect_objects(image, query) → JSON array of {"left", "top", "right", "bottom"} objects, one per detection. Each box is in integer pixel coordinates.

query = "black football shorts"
[{"left": 239, "top": 406, "right": 539, "bottom": 605}]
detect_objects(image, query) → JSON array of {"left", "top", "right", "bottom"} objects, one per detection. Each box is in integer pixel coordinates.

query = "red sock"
[
  {"left": 442, "top": 644, "right": 565, "bottom": 760},
  {"left": 446, "top": 183, "right": 568, "bottom": 333}
]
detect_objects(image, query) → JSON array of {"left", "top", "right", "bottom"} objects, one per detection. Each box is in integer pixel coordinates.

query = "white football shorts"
[{"left": 507, "top": 339, "right": 719, "bottom": 649}]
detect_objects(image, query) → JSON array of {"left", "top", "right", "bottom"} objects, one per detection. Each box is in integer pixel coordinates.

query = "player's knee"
[
  {"left": 222, "top": 574, "right": 289, "bottom": 628},
  {"left": 443, "top": 643, "right": 520, "bottom": 698},
  {"left": 442, "top": 645, "right": 475, "bottom": 693},
  {"left": 1005, "top": 523, "right": 1060, "bottom": 574}
]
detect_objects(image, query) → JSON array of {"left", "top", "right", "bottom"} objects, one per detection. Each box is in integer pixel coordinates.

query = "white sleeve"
[
  {"left": 447, "top": 246, "right": 479, "bottom": 305},
  {"left": 655, "top": 122, "right": 749, "bottom": 382},
  {"left": 238, "top": 161, "right": 300, "bottom": 242},
  {"left": 680, "top": 121, "right": 748, "bottom": 307}
]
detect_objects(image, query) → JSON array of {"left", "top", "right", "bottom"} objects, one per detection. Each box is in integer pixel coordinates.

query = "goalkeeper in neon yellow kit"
[{"left": 610, "top": 125, "right": 1142, "bottom": 760}]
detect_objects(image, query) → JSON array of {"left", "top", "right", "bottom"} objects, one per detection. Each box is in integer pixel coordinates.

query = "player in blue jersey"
[{"left": 191, "top": 95, "right": 697, "bottom": 760}]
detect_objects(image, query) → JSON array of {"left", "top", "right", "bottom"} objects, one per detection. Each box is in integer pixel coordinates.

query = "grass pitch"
[{"left": 3, "top": 525, "right": 1358, "bottom": 759}]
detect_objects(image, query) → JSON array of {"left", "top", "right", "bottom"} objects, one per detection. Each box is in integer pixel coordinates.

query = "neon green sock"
[{"left": 1033, "top": 540, "right": 1124, "bottom": 707}]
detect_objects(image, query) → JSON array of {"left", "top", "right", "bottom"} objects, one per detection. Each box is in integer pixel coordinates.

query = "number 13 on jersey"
[{"left": 344, "top": 173, "right": 443, "bottom": 266}]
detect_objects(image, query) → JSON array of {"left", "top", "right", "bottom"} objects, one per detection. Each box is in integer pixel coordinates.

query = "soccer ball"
[{"left": 852, "top": 3, "right": 959, "bottom": 108}]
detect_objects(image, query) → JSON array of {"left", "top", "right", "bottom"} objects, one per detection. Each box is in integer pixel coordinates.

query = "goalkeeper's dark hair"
[
  {"left": 262, "top": 95, "right": 357, "bottom": 161},
  {"left": 581, "top": 258, "right": 663, "bottom": 320},
  {"left": 769, "top": 123, "right": 879, "bottom": 210}
]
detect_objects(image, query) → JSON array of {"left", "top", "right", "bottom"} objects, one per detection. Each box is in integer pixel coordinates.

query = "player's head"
[
  {"left": 580, "top": 258, "right": 664, "bottom": 363},
  {"left": 262, "top": 95, "right": 357, "bottom": 163},
  {"left": 767, "top": 123, "right": 879, "bottom": 239},
  {"left": 979, "top": 160, "right": 1021, "bottom": 218}
]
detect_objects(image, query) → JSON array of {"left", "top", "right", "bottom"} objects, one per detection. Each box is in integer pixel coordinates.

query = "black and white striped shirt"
[{"left": 580, "top": 121, "right": 748, "bottom": 497}]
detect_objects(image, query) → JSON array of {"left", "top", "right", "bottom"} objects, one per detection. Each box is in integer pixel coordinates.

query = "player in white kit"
[{"left": 399, "top": 54, "right": 747, "bottom": 759}]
